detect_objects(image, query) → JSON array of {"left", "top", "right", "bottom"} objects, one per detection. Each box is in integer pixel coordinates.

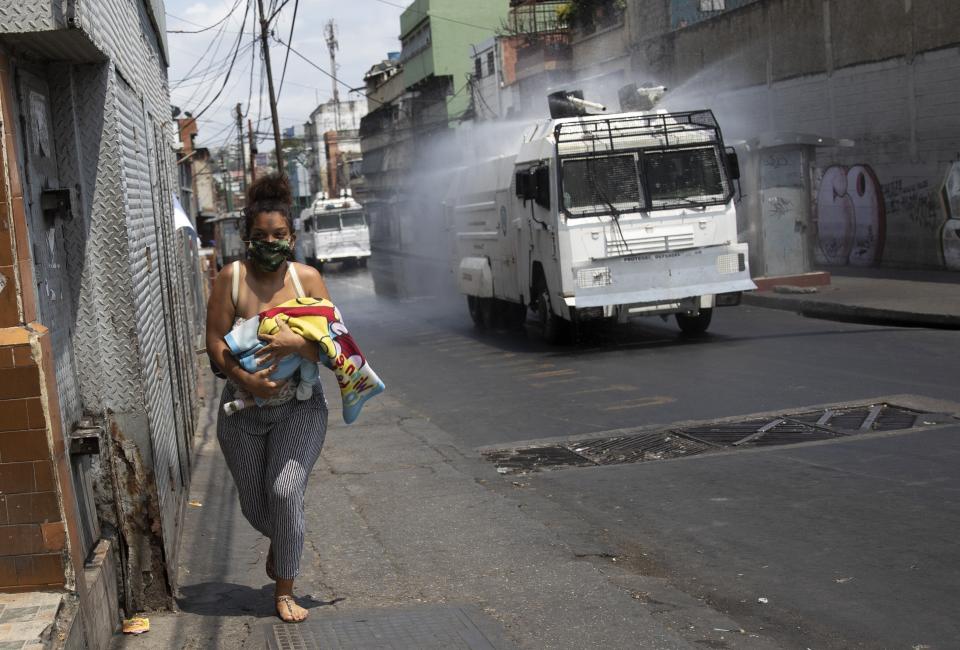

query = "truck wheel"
[
  {"left": 537, "top": 290, "right": 568, "bottom": 344},
  {"left": 358, "top": 257, "right": 368, "bottom": 268},
  {"left": 467, "top": 296, "right": 494, "bottom": 330},
  {"left": 676, "top": 308, "right": 713, "bottom": 336},
  {"left": 495, "top": 299, "right": 526, "bottom": 330}
]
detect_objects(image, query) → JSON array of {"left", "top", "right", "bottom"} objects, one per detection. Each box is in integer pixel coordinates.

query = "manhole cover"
[
  {"left": 266, "top": 605, "right": 517, "bottom": 650},
  {"left": 484, "top": 402, "right": 953, "bottom": 474}
]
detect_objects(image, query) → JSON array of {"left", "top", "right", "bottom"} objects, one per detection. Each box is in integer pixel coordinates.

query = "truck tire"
[
  {"left": 467, "top": 296, "right": 494, "bottom": 330},
  {"left": 537, "top": 290, "right": 569, "bottom": 344},
  {"left": 676, "top": 308, "right": 713, "bottom": 336},
  {"left": 495, "top": 299, "right": 527, "bottom": 330}
]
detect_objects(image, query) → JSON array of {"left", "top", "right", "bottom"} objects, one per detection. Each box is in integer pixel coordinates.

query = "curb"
[{"left": 742, "top": 292, "right": 960, "bottom": 329}]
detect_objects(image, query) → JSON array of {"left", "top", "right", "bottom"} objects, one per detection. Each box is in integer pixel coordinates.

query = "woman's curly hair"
[{"left": 243, "top": 173, "right": 293, "bottom": 235}]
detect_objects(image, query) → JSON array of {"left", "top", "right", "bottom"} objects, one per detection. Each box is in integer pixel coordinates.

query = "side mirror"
[
  {"left": 515, "top": 170, "right": 534, "bottom": 200},
  {"left": 534, "top": 164, "right": 551, "bottom": 210},
  {"left": 725, "top": 148, "right": 741, "bottom": 181}
]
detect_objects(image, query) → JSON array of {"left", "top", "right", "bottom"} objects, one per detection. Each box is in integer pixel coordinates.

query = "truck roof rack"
[{"left": 555, "top": 110, "right": 724, "bottom": 157}]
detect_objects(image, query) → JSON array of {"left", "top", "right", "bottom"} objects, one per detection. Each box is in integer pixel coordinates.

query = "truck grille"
[{"left": 605, "top": 226, "right": 695, "bottom": 256}]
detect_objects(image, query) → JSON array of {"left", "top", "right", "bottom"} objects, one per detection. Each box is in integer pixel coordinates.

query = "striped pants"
[{"left": 217, "top": 382, "right": 328, "bottom": 579}]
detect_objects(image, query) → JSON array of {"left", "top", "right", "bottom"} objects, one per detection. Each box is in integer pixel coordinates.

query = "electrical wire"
[
  {"left": 367, "top": 0, "right": 501, "bottom": 32},
  {"left": 272, "top": 34, "right": 385, "bottom": 107},
  {"left": 189, "top": 0, "right": 254, "bottom": 122},
  {"left": 166, "top": 0, "right": 243, "bottom": 34},
  {"left": 275, "top": 0, "right": 299, "bottom": 103},
  {"left": 170, "top": 10, "right": 236, "bottom": 89},
  {"left": 243, "top": 13, "right": 259, "bottom": 118}
]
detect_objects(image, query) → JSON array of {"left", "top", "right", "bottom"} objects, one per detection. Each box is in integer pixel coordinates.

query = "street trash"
[
  {"left": 496, "top": 467, "right": 509, "bottom": 474},
  {"left": 188, "top": 500, "right": 202, "bottom": 507},
  {"left": 757, "top": 597, "right": 769, "bottom": 604},
  {"left": 122, "top": 616, "right": 150, "bottom": 634},
  {"left": 834, "top": 576, "right": 854, "bottom": 584}
]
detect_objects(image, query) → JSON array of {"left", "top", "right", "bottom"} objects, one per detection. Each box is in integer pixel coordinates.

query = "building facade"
[
  {"left": 629, "top": 0, "right": 960, "bottom": 272},
  {"left": 304, "top": 97, "right": 367, "bottom": 196},
  {"left": 0, "top": 0, "right": 203, "bottom": 645},
  {"left": 399, "top": 0, "right": 510, "bottom": 134}
]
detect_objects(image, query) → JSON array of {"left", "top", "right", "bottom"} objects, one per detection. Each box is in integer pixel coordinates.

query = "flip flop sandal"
[{"left": 276, "top": 595, "right": 305, "bottom": 623}]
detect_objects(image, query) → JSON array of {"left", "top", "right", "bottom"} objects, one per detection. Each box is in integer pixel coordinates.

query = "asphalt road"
[{"left": 322, "top": 253, "right": 960, "bottom": 649}]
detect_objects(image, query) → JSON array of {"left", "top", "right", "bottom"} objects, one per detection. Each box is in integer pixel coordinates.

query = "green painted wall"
[{"left": 400, "top": 0, "right": 509, "bottom": 120}]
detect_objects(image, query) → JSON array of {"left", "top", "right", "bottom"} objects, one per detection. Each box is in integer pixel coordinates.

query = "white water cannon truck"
[{"left": 451, "top": 88, "right": 756, "bottom": 341}]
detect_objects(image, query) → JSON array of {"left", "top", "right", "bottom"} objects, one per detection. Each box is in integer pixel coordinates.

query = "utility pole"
[
  {"left": 248, "top": 119, "right": 257, "bottom": 182},
  {"left": 220, "top": 153, "right": 233, "bottom": 212},
  {"left": 235, "top": 102, "right": 247, "bottom": 192},
  {"left": 257, "top": 0, "right": 285, "bottom": 173},
  {"left": 325, "top": 19, "right": 341, "bottom": 131}
]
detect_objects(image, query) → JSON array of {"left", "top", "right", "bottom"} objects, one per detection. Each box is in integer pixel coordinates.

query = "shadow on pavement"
[{"left": 176, "top": 582, "right": 343, "bottom": 618}]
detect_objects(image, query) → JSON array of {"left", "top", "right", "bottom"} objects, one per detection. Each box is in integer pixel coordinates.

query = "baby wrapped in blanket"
[{"left": 223, "top": 297, "right": 384, "bottom": 424}]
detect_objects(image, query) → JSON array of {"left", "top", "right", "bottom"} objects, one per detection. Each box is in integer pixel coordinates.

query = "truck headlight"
[{"left": 577, "top": 267, "right": 612, "bottom": 288}]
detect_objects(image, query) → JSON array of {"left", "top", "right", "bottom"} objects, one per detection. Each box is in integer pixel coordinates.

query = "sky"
[{"left": 165, "top": 0, "right": 406, "bottom": 153}]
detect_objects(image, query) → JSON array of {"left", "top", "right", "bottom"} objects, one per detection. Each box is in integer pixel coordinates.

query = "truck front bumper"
[{"left": 568, "top": 243, "right": 756, "bottom": 309}]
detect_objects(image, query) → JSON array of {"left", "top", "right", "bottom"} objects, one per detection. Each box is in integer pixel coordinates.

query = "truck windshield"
[
  {"left": 562, "top": 154, "right": 642, "bottom": 216},
  {"left": 315, "top": 213, "right": 341, "bottom": 231},
  {"left": 340, "top": 210, "right": 365, "bottom": 228},
  {"left": 644, "top": 146, "right": 726, "bottom": 208},
  {"left": 561, "top": 146, "right": 729, "bottom": 217}
]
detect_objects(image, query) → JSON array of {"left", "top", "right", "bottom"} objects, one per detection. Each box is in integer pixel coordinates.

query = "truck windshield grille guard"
[{"left": 555, "top": 110, "right": 734, "bottom": 217}]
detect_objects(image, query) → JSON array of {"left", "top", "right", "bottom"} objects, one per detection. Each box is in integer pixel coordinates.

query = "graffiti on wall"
[
  {"left": 815, "top": 165, "right": 885, "bottom": 266},
  {"left": 940, "top": 161, "right": 960, "bottom": 271},
  {"left": 816, "top": 163, "right": 960, "bottom": 270}
]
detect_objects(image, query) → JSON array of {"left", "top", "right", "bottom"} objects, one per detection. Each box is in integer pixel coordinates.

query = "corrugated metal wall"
[{"left": 115, "top": 74, "right": 185, "bottom": 563}]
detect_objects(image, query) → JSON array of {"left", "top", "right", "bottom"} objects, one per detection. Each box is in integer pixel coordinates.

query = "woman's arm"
[{"left": 206, "top": 264, "right": 286, "bottom": 399}]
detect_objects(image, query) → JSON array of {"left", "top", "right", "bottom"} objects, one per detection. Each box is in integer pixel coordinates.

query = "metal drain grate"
[
  {"left": 484, "top": 446, "right": 594, "bottom": 473},
  {"left": 570, "top": 432, "right": 713, "bottom": 465},
  {"left": 266, "top": 605, "right": 517, "bottom": 649},
  {"left": 485, "top": 402, "right": 951, "bottom": 474}
]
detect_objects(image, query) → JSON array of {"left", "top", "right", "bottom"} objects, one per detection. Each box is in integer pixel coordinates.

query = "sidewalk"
[
  {"left": 743, "top": 267, "right": 960, "bottom": 328},
  {"left": 111, "top": 374, "right": 782, "bottom": 650}
]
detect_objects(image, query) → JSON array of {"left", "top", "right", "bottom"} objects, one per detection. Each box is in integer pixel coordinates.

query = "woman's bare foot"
[
  {"left": 275, "top": 578, "right": 308, "bottom": 623},
  {"left": 275, "top": 595, "right": 308, "bottom": 623}
]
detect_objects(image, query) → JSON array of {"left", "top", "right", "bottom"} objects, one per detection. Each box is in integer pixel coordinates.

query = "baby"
[{"left": 221, "top": 298, "right": 384, "bottom": 424}]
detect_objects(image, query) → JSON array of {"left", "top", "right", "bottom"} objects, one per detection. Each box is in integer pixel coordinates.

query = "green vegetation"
[{"left": 556, "top": 0, "right": 626, "bottom": 29}]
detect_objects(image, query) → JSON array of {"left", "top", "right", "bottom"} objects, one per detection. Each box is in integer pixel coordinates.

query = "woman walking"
[{"left": 205, "top": 174, "right": 330, "bottom": 623}]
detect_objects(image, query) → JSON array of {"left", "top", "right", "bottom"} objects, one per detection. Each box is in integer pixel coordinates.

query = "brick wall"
[{"left": 0, "top": 335, "right": 65, "bottom": 590}]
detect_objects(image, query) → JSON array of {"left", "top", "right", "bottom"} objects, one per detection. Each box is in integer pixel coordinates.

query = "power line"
[
  {"left": 170, "top": 9, "right": 237, "bottom": 89},
  {"left": 166, "top": 0, "right": 243, "bottom": 34},
  {"left": 368, "top": 0, "right": 501, "bottom": 32},
  {"left": 190, "top": 0, "right": 254, "bottom": 122},
  {"left": 271, "top": 34, "right": 383, "bottom": 107},
  {"left": 165, "top": 12, "right": 244, "bottom": 35},
  {"left": 275, "top": 0, "right": 299, "bottom": 103}
]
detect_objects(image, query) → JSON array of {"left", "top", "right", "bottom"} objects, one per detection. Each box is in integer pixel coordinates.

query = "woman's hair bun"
[{"left": 246, "top": 173, "right": 291, "bottom": 206}]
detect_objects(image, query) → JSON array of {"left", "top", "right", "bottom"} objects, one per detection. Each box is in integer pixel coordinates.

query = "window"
[
  {"left": 486, "top": 51, "right": 496, "bottom": 77},
  {"left": 699, "top": 0, "right": 725, "bottom": 11},
  {"left": 340, "top": 210, "right": 366, "bottom": 228},
  {"left": 562, "top": 154, "right": 643, "bottom": 216},
  {"left": 315, "top": 213, "right": 341, "bottom": 230},
  {"left": 475, "top": 57, "right": 483, "bottom": 78},
  {"left": 643, "top": 147, "right": 726, "bottom": 207}
]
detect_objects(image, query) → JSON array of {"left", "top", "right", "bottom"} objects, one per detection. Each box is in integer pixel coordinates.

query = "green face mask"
[{"left": 247, "top": 239, "right": 292, "bottom": 272}]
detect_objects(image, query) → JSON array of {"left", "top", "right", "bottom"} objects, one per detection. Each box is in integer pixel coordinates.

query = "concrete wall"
[{"left": 636, "top": 0, "right": 960, "bottom": 270}]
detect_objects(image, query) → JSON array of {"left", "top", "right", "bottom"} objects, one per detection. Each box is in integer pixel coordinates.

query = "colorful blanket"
[{"left": 223, "top": 297, "right": 385, "bottom": 424}]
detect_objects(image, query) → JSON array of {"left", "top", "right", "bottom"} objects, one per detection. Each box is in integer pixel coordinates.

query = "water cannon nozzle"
[{"left": 567, "top": 96, "right": 606, "bottom": 112}]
